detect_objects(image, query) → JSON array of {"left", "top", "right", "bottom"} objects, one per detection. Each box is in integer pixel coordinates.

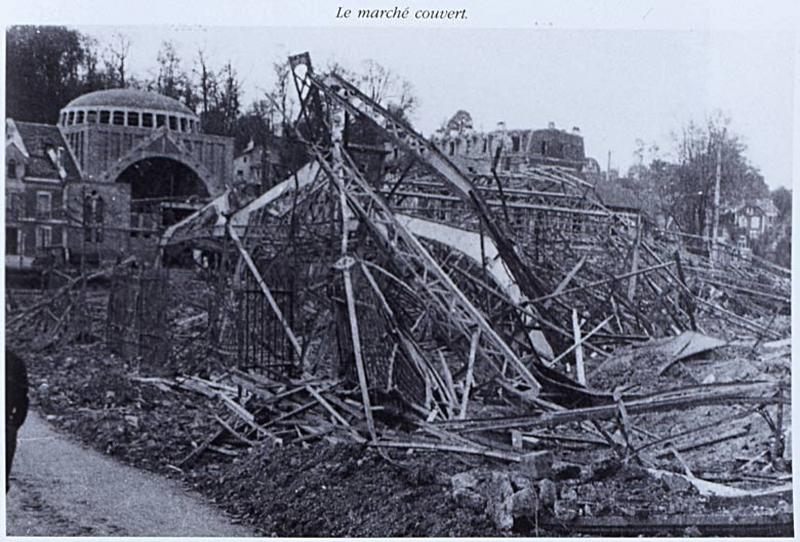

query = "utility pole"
[
  {"left": 710, "top": 128, "right": 725, "bottom": 268},
  {"left": 607, "top": 150, "right": 612, "bottom": 182}
]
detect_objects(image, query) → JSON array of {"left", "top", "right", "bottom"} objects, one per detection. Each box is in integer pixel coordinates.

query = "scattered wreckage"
[{"left": 8, "top": 52, "right": 792, "bottom": 536}]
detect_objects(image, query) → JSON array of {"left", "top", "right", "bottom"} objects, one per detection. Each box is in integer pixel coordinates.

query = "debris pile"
[{"left": 8, "top": 52, "right": 792, "bottom": 536}]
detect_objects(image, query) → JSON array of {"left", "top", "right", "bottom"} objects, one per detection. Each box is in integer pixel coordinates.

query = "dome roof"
[{"left": 64, "top": 89, "right": 196, "bottom": 117}]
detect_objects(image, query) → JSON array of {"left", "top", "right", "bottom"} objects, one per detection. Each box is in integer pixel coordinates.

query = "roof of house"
[
  {"left": 755, "top": 198, "right": 779, "bottom": 215},
  {"left": 730, "top": 198, "right": 779, "bottom": 216},
  {"left": 594, "top": 179, "right": 643, "bottom": 212},
  {"left": 234, "top": 140, "right": 284, "bottom": 163},
  {"left": 12, "top": 121, "right": 81, "bottom": 181}
]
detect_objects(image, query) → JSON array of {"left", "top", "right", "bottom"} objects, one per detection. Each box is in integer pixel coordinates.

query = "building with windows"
[
  {"left": 233, "top": 139, "right": 283, "bottom": 193},
  {"left": 5, "top": 88, "right": 234, "bottom": 268},
  {"left": 718, "top": 198, "right": 780, "bottom": 248},
  {"left": 431, "top": 121, "right": 587, "bottom": 174},
  {"left": 5, "top": 120, "right": 78, "bottom": 269}
]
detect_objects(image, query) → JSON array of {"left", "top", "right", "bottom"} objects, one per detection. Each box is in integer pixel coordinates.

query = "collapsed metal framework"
[{"left": 157, "top": 51, "right": 789, "bottom": 425}]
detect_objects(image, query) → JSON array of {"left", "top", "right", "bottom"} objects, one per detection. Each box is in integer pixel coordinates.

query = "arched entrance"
[{"left": 116, "top": 157, "right": 211, "bottom": 231}]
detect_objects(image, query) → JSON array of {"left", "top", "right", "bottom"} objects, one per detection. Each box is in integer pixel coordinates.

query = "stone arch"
[
  {"left": 115, "top": 156, "right": 210, "bottom": 200},
  {"left": 116, "top": 156, "right": 215, "bottom": 235},
  {"left": 106, "top": 150, "right": 220, "bottom": 197}
]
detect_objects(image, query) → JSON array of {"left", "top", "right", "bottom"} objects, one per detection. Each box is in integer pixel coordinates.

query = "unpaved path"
[{"left": 6, "top": 410, "right": 255, "bottom": 537}]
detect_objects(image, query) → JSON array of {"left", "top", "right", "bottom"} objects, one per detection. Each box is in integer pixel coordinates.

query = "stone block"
[{"left": 518, "top": 450, "right": 553, "bottom": 479}]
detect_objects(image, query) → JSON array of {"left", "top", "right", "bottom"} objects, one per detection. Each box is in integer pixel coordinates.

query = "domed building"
[
  {"left": 59, "top": 88, "right": 200, "bottom": 133},
  {"left": 6, "top": 88, "right": 233, "bottom": 268}
]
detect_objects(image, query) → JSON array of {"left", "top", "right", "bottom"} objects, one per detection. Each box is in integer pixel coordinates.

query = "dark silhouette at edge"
[{"left": 6, "top": 348, "right": 29, "bottom": 491}]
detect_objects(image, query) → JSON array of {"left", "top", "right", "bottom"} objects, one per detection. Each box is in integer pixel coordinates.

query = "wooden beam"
[
  {"left": 545, "top": 255, "right": 586, "bottom": 310},
  {"left": 458, "top": 330, "right": 480, "bottom": 420},
  {"left": 529, "top": 261, "right": 675, "bottom": 305},
  {"left": 627, "top": 218, "right": 641, "bottom": 301},
  {"left": 572, "top": 309, "right": 586, "bottom": 386},
  {"left": 551, "top": 315, "right": 613, "bottom": 367},
  {"left": 338, "top": 259, "right": 377, "bottom": 442}
]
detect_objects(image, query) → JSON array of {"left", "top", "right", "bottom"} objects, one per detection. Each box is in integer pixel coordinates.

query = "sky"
[{"left": 78, "top": 25, "right": 796, "bottom": 189}]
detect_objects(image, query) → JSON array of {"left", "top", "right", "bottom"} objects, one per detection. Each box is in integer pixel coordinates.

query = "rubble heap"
[{"left": 8, "top": 52, "right": 791, "bottom": 536}]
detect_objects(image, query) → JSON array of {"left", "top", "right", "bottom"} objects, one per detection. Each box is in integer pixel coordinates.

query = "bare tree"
[
  {"left": 325, "top": 58, "right": 418, "bottom": 121},
  {"left": 633, "top": 112, "right": 769, "bottom": 235},
  {"left": 104, "top": 32, "right": 131, "bottom": 87},
  {"left": 268, "top": 59, "right": 296, "bottom": 125},
  {"left": 155, "top": 41, "right": 182, "bottom": 99},
  {"left": 195, "top": 49, "right": 216, "bottom": 116},
  {"left": 357, "top": 59, "right": 418, "bottom": 118},
  {"left": 216, "top": 61, "right": 241, "bottom": 134}
]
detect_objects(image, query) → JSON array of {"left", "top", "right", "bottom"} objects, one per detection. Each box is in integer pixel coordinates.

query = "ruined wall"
[
  {"left": 64, "top": 181, "right": 131, "bottom": 264},
  {"left": 433, "top": 127, "right": 586, "bottom": 173}
]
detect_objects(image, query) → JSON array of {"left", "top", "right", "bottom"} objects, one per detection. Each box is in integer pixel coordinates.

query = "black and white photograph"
[{"left": 2, "top": 1, "right": 797, "bottom": 537}]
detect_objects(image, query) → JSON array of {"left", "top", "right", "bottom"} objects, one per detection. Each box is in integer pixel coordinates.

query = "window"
[
  {"left": 449, "top": 141, "right": 455, "bottom": 156},
  {"left": 113, "top": 111, "right": 125, "bottom": 125},
  {"left": 76, "top": 111, "right": 85, "bottom": 124},
  {"left": 99, "top": 111, "right": 110, "bottom": 124},
  {"left": 142, "top": 113, "right": 154, "bottom": 128},
  {"left": 60, "top": 112, "right": 67, "bottom": 126},
  {"left": 7, "top": 159, "right": 16, "bottom": 179},
  {"left": 128, "top": 111, "right": 140, "bottom": 127},
  {"left": 83, "top": 192, "right": 105, "bottom": 243},
  {"left": 156, "top": 114, "right": 166, "bottom": 128},
  {"left": 68, "top": 111, "right": 75, "bottom": 125},
  {"left": 35, "top": 225, "right": 52, "bottom": 249},
  {"left": 7, "top": 193, "right": 22, "bottom": 220},
  {"left": 180, "top": 118, "right": 187, "bottom": 132},
  {"left": 36, "top": 191, "right": 52, "bottom": 219},
  {"left": 6, "top": 227, "right": 19, "bottom": 255},
  {"left": 482, "top": 138, "right": 488, "bottom": 153},
  {"left": 168, "top": 116, "right": 178, "bottom": 130},
  {"left": 87, "top": 110, "right": 98, "bottom": 124},
  {"left": 511, "top": 136, "right": 520, "bottom": 152}
]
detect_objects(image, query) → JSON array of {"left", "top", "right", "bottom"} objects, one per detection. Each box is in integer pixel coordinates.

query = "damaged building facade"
[
  {"left": 5, "top": 88, "right": 233, "bottom": 268},
  {"left": 431, "top": 122, "right": 588, "bottom": 174}
]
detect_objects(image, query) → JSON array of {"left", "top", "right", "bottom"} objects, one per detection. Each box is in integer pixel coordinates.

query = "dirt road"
[{"left": 5, "top": 410, "right": 255, "bottom": 537}]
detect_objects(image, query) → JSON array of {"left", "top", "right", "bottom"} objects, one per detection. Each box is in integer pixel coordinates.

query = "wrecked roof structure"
[{"left": 11, "top": 52, "right": 791, "bottom": 536}]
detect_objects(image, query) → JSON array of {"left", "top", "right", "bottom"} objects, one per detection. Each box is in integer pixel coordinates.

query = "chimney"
[
  {"left": 548, "top": 121, "right": 556, "bottom": 130},
  {"left": 496, "top": 121, "right": 506, "bottom": 131},
  {"left": 572, "top": 126, "right": 581, "bottom": 134}
]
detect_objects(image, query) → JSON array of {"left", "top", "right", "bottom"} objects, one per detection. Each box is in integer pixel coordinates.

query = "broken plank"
[
  {"left": 368, "top": 440, "right": 521, "bottom": 462},
  {"left": 544, "top": 255, "right": 586, "bottom": 310},
  {"left": 213, "top": 414, "right": 257, "bottom": 446},
  {"left": 338, "top": 258, "right": 377, "bottom": 442},
  {"left": 550, "top": 315, "right": 613, "bottom": 367},
  {"left": 439, "top": 384, "right": 783, "bottom": 433},
  {"left": 571, "top": 309, "right": 586, "bottom": 385},
  {"left": 458, "top": 330, "right": 480, "bottom": 420}
]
